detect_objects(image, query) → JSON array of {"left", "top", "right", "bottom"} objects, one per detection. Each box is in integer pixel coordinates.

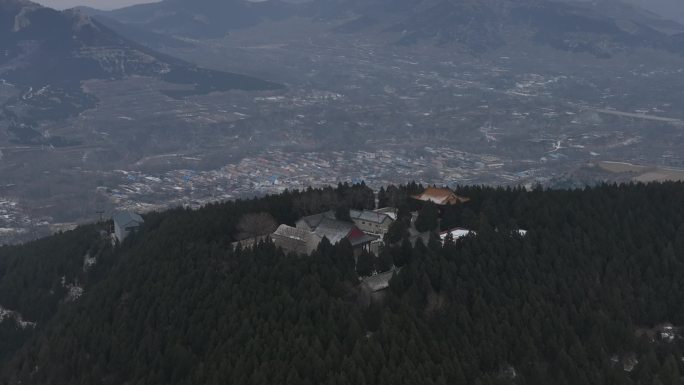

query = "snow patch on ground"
[
  {"left": 16, "top": 317, "right": 36, "bottom": 329},
  {"left": 61, "top": 276, "right": 84, "bottom": 302},
  {"left": 0, "top": 305, "right": 36, "bottom": 329},
  {"left": 0, "top": 306, "right": 12, "bottom": 323},
  {"left": 66, "top": 285, "right": 84, "bottom": 302},
  {"left": 83, "top": 252, "right": 97, "bottom": 272}
]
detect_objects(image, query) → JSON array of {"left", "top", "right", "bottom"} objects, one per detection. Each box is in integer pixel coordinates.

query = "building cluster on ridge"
[
  {"left": 272, "top": 208, "right": 391, "bottom": 257},
  {"left": 110, "top": 186, "right": 531, "bottom": 300},
  {"left": 112, "top": 211, "right": 144, "bottom": 243},
  {"left": 113, "top": 186, "right": 479, "bottom": 254},
  {"left": 268, "top": 187, "right": 474, "bottom": 257}
]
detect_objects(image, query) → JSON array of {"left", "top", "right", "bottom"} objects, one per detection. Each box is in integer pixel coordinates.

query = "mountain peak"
[
  {"left": 63, "top": 8, "right": 101, "bottom": 32},
  {"left": 0, "top": 0, "right": 39, "bottom": 12},
  {"left": 97, "top": 0, "right": 684, "bottom": 56},
  {"left": 0, "top": 0, "right": 282, "bottom": 145}
]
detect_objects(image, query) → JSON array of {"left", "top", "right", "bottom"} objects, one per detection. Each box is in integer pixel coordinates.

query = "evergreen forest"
[{"left": 1, "top": 182, "right": 684, "bottom": 384}]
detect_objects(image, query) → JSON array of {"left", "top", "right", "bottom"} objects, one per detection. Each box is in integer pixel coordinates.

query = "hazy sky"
[
  {"left": 35, "top": 0, "right": 684, "bottom": 21},
  {"left": 37, "top": 0, "right": 156, "bottom": 10}
]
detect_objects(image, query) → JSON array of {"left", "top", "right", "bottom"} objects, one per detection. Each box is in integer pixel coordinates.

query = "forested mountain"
[
  {"left": 569, "top": 0, "right": 684, "bottom": 25},
  {"left": 2, "top": 182, "right": 684, "bottom": 384},
  {"left": 103, "top": 0, "right": 297, "bottom": 38},
  {"left": 95, "top": 0, "right": 684, "bottom": 57},
  {"left": 0, "top": 0, "right": 282, "bottom": 144},
  {"left": 562, "top": 0, "right": 684, "bottom": 34},
  {"left": 0, "top": 226, "right": 115, "bottom": 363},
  {"left": 0, "top": 0, "right": 281, "bottom": 90}
]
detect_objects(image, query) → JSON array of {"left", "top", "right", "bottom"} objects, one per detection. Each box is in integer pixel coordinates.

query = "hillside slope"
[
  {"left": 0, "top": 0, "right": 282, "bottom": 145},
  {"left": 105, "top": 0, "right": 297, "bottom": 38},
  {"left": 2, "top": 182, "right": 684, "bottom": 384},
  {"left": 98, "top": 0, "right": 684, "bottom": 57}
]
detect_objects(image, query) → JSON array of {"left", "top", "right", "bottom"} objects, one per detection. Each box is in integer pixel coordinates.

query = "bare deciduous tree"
[{"left": 236, "top": 213, "right": 278, "bottom": 240}]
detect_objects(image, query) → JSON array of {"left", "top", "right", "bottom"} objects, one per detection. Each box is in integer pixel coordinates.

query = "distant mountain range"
[
  {"left": 96, "top": 0, "right": 297, "bottom": 38},
  {"left": 0, "top": 0, "right": 282, "bottom": 145},
  {"left": 562, "top": 0, "right": 684, "bottom": 33},
  {"left": 88, "top": 0, "right": 684, "bottom": 58},
  {"left": 587, "top": 0, "right": 684, "bottom": 24}
]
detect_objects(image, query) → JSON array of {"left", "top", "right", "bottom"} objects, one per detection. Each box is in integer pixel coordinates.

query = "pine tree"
[
  {"left": 356, "top": 251, "right": 375, "bottom": 277},
  {"left": 415, "top": 202, "right": 439, "bottom": 233}
]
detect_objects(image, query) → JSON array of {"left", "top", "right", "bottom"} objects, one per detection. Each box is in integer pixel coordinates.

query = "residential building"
[
  {"left": 359, "top": 268, "right": 400, "bottom": 305},
  {"left": 350, "top": 209, "right": 395, "bottom": 236},
  {"left": 113, "top": 211, "right": 144, "bottom": 242},
  {"left": 271, "top": 225, "right": 319, "bottom": 255},
  {"left": 296, "top": 211, "right": 335, "bottom": 232},
  {"left": 295, "top": 212, "right": 378, "bottom": 255},
  {"left": 360, "top": 269, "right": 397, "bottom": 292},
  {"left": 412, "top": 187, "right": 470, "bottom": 205},
  {"left": 374, "top": 207, "right": 398, "bottom": 220},
  {"left": 312, "top": 217, "right": 377, "bottom": 256}
]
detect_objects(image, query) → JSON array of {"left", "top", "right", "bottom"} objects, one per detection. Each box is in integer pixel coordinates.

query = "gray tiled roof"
[
  {"left": 362, "top": 269, "right": 400, "bottom": 292},
  {"left": 299, "top": 212, "right": 378, "bottom": 247},
  {"left": 299, "top": 211, "right": 335, "bottom": 228},
  {"left": 350, "top": 209, "right": 392, "bottom": 224},
  {"left": 348, "top": 232, "right": 379, "bottom": 247},
  {"left": 314, "top": 218, "right": 354, "bottom": 244},
  {"left": 273, "top": 224, "right": 311, "bottom": 241},
  {"left": 113, "top": 211, "right": 144, "bottom": 227}
]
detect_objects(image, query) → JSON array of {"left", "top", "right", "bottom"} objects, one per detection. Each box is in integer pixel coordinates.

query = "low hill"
[{"left": 2, "top": 182, "right": 684, "bottom": 384}]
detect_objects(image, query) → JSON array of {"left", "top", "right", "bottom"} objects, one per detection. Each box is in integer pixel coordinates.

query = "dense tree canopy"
[
  {"left": 414, "top": 201, "right": 440, "bottom": 232},
  {"left": 2, "top": 182, "right": 684, "bottom": 384}
]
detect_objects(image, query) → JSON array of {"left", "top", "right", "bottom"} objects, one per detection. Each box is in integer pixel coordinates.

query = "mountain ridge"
[
  {"left": 91, "top": 0, "right": 684, "bottom": 57},
  {"left": 0, "top": 0, "right": 283, "bottom": 145},
  {"left": 104, "top": 0, "right": 298, "bottom": 38},
  {"left": 3, "top": 182, "right": 684, "bottom": 383}
]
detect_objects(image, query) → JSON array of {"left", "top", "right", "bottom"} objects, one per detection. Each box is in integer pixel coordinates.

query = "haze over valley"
[
  {"left": 2, "top": 0, "right": 684, "bottom": 243},
  {"left": 6, "top": 2, "right": 684, "bottom": 384}
]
